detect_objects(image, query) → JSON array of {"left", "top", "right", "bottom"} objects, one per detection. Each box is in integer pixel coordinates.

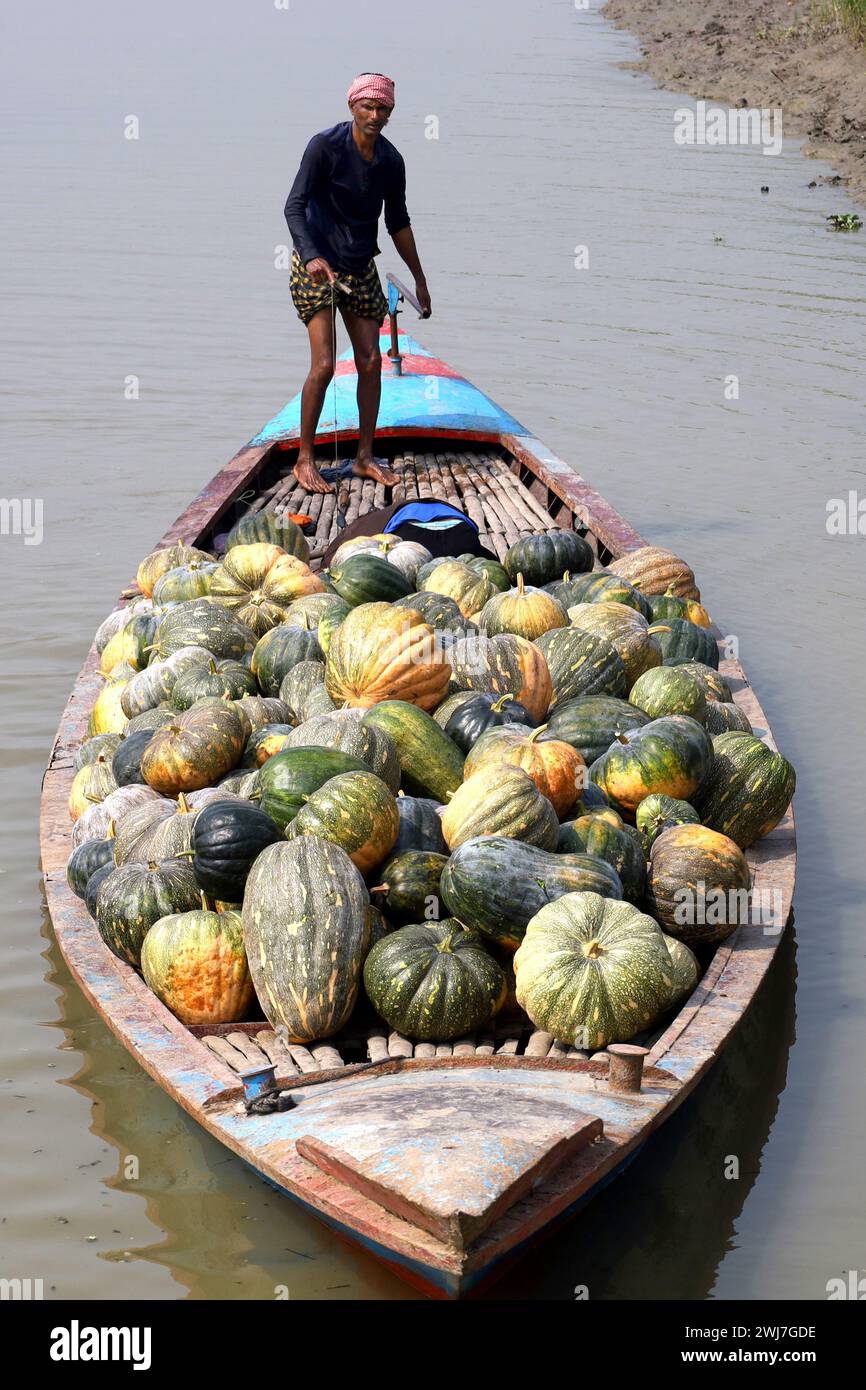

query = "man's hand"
[
  {"left": 305, "top": 257, "right": 337, "bottom": 286},
  {"left": 416, "top": 278, "right": 432, "bottom": 318}
]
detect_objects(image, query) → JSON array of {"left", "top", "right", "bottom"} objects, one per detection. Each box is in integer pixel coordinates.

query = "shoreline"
[{"left": 603, "top": 0, "right": 866, "bottom": 208}]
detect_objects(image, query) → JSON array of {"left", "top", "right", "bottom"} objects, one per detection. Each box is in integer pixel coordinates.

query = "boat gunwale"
[{"left": 38, "top": 356, "right": 796, "bottom": 1292}]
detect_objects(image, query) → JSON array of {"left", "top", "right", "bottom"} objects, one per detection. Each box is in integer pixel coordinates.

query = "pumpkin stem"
[
  {"left": 106, "top": 820, "right": 116, "bottom": 839},
  {"left": 177, "top": 793, "right": 191, "bottom": 813},
  {"left": 437, "top": 930, "right": 457, "bottom": 954},
  {"left": 208, "top": 658, "right": 217, "bottom": 674},
  {"left": 200, "top": 891, "right": 213, "bottom": 911},
  {"left": 527, "top": 724, "right": 548, "bottom": 743},
  {"left": 581, "top": 938, "right": 604, "bottom": 960},
  {"left": 491, "top": 693, "right": 514, "bottom": 712},
  {"left": 147, "top": 860, "right": 160, "bottom": 871},
  {"left": 615, "top": 732, "right": 630, "bottom": 745},
  {"left": 516, "top": 573, "right": 525, "bottom": 597},
  {"left": 563, "top": 571, "right": 570, "bottom": 583},
  {"left": 647, "top": 624, "right": 672, "bottom": 636}
]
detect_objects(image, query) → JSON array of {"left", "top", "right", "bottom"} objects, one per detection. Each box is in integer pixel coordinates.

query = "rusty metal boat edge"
[{"left": 39, "top": 308, "right": 796, "bottom": 1300}]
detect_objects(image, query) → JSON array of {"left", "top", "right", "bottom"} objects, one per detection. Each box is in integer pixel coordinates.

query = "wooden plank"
[
  {"left": 414, "top": 1042, "right": 436, "bottom": 1059},
  {"left": 311, "top": 1042, "right": 345, "bottom": 1071},
  {"left": 287, "top": 1043, "right": 320, "bottom": 1075},
  {"left": 452, "top": 1038, "right": 476, "bottom": 1057},
  {"left": 367, "top": 1030, "right": 389, "bottom": 1064},
  {"left": 388, "top": 1032, "right": 414, "bottom": 1060},
  {"left": 525, "top": 1031, "right": 554, "bottom": 1058},
  {"left": 254, "top": 1030, "right": 299, "bottom": 1076},
  {"left": 225, "top": 1031, "right": 270, "bottom": 1068},
  {"left": 203, "top": 1035, "right": 247, "bottom": 1071}
]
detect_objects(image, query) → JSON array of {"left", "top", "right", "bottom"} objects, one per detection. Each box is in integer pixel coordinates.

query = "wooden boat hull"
[{"left": 40, "top": 319, "right": 796, "bottom": 1299}]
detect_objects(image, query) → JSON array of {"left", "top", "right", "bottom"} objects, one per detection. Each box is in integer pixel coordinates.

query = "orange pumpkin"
[
  {"left": 208, "top": 543, "right": 326, "bottom": 635},
  {"left": 140, "top": 701, "right": 247, "bottom": 795},
  {"left": 477, "top": 573, "right": 568, "bottom": 640},
  {"left": 463, "top": 724, "right": 587, "bottom": 816},
  {"left": 447, "top": 632, "right": 552, "bottom": 724},
  {"left": 607, "top": 546, "right": 700, "bottom": 601},
  {"left": 325, "top": 603, "right": 451, "bottom": 711}
]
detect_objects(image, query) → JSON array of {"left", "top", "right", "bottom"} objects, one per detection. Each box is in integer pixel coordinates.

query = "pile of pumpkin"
[{"left": 66, "top": 512, "right": 796, "bottom": 1053}]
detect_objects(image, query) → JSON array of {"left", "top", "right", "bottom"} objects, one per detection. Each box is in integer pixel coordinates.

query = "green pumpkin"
[
  {"left": 590, "top": 714, "right": 713, "bottom": 815},
  {"left": 66, "top": 828, "right": 116, "bottom": 899},
  {"left": 663, "top": 934, "right": 699, "bottom": 1007},
  {"left": 141, "top": 904, "right": 254, "bottom": 1024},
  {"left": 280, "top": 592, "right": 351, "bottom": 632},
  {"left": 328, "top": 553, "right": 413, "bottom": 606},
  {"left": 170, "top": 658, "right": 257, "bottom": 710},
  {"left": 95, "top": 858, "right": 202, "bottom": 967},
  {"left": 559, "top": 571, "right": 652, "bottom": 620},
  {"left": 252, "top": 746, "right": 373, "bottom": 831},
  {"left": 477, "top": 575, "right": 568, "bottom": 640},
  {"left": 440, "top": 836, "right": 623, "bottom": 949},
  {"left": 74, "top": 732, "right": 123, "bottom": 772},
  {"left": 225, "top": 509, "right": 310, "bottom": 560},
  {"left": 441, "top": 766, "right": 559, "bottom": 852},
  {"left": 646, "top": 824, "right": 752, "bottom": 945},
  {"left": 121, "top": 645, "right": 215, "bottom": 718},
  {"left": 695, "top": 732, "right": 796, "bottom": 848},
  {"left": 651, "top": 617, "right": 719, "bottom": 670},
  {"left": 443, "top": 692, "right": 534, "bottom": 754},
  {"left": 191, "top": 798, "right": 282, "bottom": 901},
  {"left": 394, "top": 591, "right": 477, "bottom": 644},
  {"left": 250, "top": 625, "right": 323, "bottom": 697},
  {"left": 703, "top": 701, "right": 752, "bottom": 736},
  {"left": 514, "top": 891, "right": 675, "bottom": 1048},
  {"left": 432, "top": 689, "right": 479, "bottom": 730},
  {"left": 458, "top": 555, "right": 511, "bottom": 591},
  {"left": 629, "top": 666, "right": 707, "bottom": 722},
  {"left": 111, "top": 728, "right": 157, "bottom": 787},
  {"left": 635, "top": 793, "right": 701, "bottom": 851},
  {"left": 541, "top": 695, "right": 650, "bottom": 765},
  {"left": 362, "top": 701, "right": 465, "bottom": 802},
  {"left": 286, "top": 770, "right": 400, "bottom": 874},
  {"left": 152, "top": 598, "right": 257, "bottom": 662},
  {"left": 556, "top": 810, "right": 646, "bottom": 903},
  {"left": 394, "top": 796, "right": 447, "bottom": 855},
  {"left": 152, "top": 560, "right": 219, "bottom": 606},
  {"left": 363, "top": 920, "right": 506, "bottom": 1041},
  {"left": 535, "top": 627, "right": 627, "bottom": 708},
  {"left": 371, "top": 850, "right": 449, "bottom": 921},
  {"left": 504, "top": 531, "right": 593, "bottom": 585},
  {"left": 286, "top": 711, "right": 401, "bottom": 793},
  {"left": 674, "top": 662, "right": 733, "bottom": 704},
  {"left": 240, "top": 723, "right": 295, "bottom": 768},
  {"left": 278, "top": 660, "right": 331, "bottom": 722},
  {"left": 242, "top": 836, "right": 370, "bottom": 1041}
]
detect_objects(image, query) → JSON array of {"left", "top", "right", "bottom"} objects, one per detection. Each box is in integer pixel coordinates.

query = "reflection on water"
[{"left": 3, "top": 0, "right": 865, "bottom": 1298}]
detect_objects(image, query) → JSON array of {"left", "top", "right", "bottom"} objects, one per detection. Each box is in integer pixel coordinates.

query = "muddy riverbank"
[{"left": 604, "top": 0, "right": 866, "bottom": 206}]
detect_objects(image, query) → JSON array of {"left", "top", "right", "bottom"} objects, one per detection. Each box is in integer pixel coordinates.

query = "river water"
[{"left": 2, "top": 0, "right": 864, "bottom": 1300}]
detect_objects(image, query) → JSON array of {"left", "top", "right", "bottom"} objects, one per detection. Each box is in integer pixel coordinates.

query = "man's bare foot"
[
  {"left": 293, "top": 458, "right": 334, "bottom": 494},
  {"left": 352, "top": 456, "right": 399, "bottom": 486}
]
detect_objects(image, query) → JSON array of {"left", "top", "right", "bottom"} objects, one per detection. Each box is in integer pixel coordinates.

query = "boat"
[{"left": 40, "top": 275, "right": 796, "bottom": 1300}]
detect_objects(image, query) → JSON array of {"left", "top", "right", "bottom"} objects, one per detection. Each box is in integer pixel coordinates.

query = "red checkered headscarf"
[{"left": 347, "top": 73, "right": 395, "bottom": 108}]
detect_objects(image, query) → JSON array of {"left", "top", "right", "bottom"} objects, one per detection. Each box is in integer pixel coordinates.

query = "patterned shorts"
[{"left": 290, "top": 249, "right": 389, "bottom": 326}]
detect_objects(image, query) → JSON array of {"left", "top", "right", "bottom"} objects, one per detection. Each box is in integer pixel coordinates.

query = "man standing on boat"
[{"left": 284, "top": 73, "right": 431, "bottom": 495}]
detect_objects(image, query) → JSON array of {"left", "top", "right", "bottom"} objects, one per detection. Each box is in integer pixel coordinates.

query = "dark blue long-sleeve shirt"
[{"left": 284, "top": 121, "right": 411, "bottom": 274}]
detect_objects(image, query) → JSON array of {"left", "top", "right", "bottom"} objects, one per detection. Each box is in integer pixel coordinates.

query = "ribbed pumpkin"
[
  {"left": 703, "top": 701, "right": 752, "bottom": 737},
  {"left": 635, "top": 793, "right": 701, "bottom": 851},
  {"left": 225, "top": 509, "right": 310, "bottom": 560},
  {"left": 85, "top": 862, "right": 115, "bottom": 919},
  {"left": 279, "top": 659, "right": 329, "bottom": 721},
  {"left": 607, "top": 546, "right": 700, "bottom": 601},
  {"left": 191, "top": 799, "right": 282, "bottom": 900},
  {"left": 463, "top": 725, "right": 587, "bottom": 817},
  {"left": 71, "top": 784, "right": 165, "bottom": 850},
  {"left": 443, "top": 692, "right": 534, "bottom": 754},
  {"left": 88, "top": 675, "right": 130, "bottom": 736},
  {"left": 111, "top": 729, "right": 157, "bottom": 787},
  {"left": 440, "top": 837, "right": 623, "bottom": 949},
  {"left": 535, "top": 627, "right": 627, "bottom": 708},
  {"left": 136, "top": 543, "right": 214, "bottom": 598},
  {"left": 675, "top": 662, "right": 733, "bottom": 704},
  {"left": 371, "top": 850, "right": 449, "bottom": 920},
  {"left": 94, "top": 600, "right": 154, "bottom": 655},
  {"left": 95, "top": 858, "right": 202, "bottom": 967},
  {"left": 121, "top": 645, "right": 215, "bottom": 718},
  {"left": 325, "top": 603, "right": 451, "bottom": 711},
  {"left": 280, "top": 592, "right": 351, "bottom": 633},
  {"left": 66, "top": 826, "right": 116, "bottom": 899},
  {"left": 652, "top": 617, "right": 719, "bottom": 670},
  {"left": 696, "top": 732, "right": 796, "bottom": 848},
  {"left": 248, "top": 625, "right": 323, "bottom": 696},
  {"left": 559, "top": 571, "right": 652, "bottom": 619},
  {"left": 514, "top": 891, "right": 675, "bottom": 1048},
  {"left": 647, "top": 591, "right": 712, "bottom": 628},
  {"left": 99, "top": 613, "right": 159, "bottom": 675},
  {"left": 208, "top": 544, "right": 326, "bottom": 634},
  {"left": 286, "top": 711, "right": 401, "bottom": 793},
  {"left": 140, "top": 702, "right": 246, "bottom": 795},
  {"left": 447, "top": 632, "right": 552, "bottom": 724},
  {"left": 240, "top": 724, "right": 294, "bottom": 768},
  {"left": 646, "top": 824, "right": 751, "bottom": 944},
  {"left": 328, "top": 552, "right": 414, "bottom": 607},
  {"left": 170, "top": 658, "right": 257, "bottom": 710},
  {"left": 242, "top": 837, "right": 370, "bottom": 1041},
  {"left": 441, "top": 766, "right": 559, "bottom": 851},
  {"left": 541, "top": 694, "right": 650, "bottom": 766},
  {"left": 362, "top": 701, "right": 464, "bottom": 801},
  {"left": 141, "top": 903, "right": 254, "bottom": 1024},
  {"left": 152, "top": 559, "right": 219, "bottom": 606},
  {"left": 568, "top": 602, "right": 662, "bottom": 685},
  {"left": 663, "top": 934, "right": 699, "bottom": 1007},
  {"left": 504, "top": 531, "right": 593, "bottom": 585},
  {"left": 477, "top": 574, "right": 568, "bottom": 640},
  {"left": 384, "top": 541, "right": 433, "bottom": 584},
  {"left": 74, "top": 732, "right": 123, "bottom": 772},
  {"left": 68, "top": 755, "right": 117, "bottom": 821},
  {"left": 393, "top": 590, "right": 476, "bottom": 644},
  {"left": 590, "top": 714, "right": 713, "bottom": 815},
  {"left": 151, "top": 599, "right": 256, "bottom": 662},
  {"left": 329, "top": 532, "right": 401, "bottom": 567},
  {"left": 286, "top": 770, "right": 399, "bottom": 873},
  {"left": 234, "top": 695, "right": 293, "bottom": 733},
  {"left": 394, "top": 795, "right": 448, "bottom": 855},
  {"left": 629, "top": 666, "right": 707, "bottom": 722},
  {"left": 113, "top": 792, "right": 194, "bottom": 865},
  {"left": 252, "top": 746, "right": 373, "bottom": 831},
  {"left": 556, "top": 810, "right": 646, "bottom": 903},
  {"left": 458, "top": 554, "right": 511, "bottom": 591},
  {"left": 363, "top": 921, "right": 506, "bottom": 1041},
  {"left": 419, "top": 559, "right": 495, "bottom": 619}
]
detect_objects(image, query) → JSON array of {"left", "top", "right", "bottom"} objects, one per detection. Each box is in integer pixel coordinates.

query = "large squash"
[
  {"left": 695, "top": 731, "right": 796, "bottom": 848},
  {"left": 447, "top": 632, "right": 552, "bottom": 724},
  {"left": 629, "top": 666, "right": 707, "bottom": 722},
  {"left": 363, "top": 921, "right": 506, "bottom": 1041},
  {"left": 242, "top": 836, "right": 370, "bottom": 1041},
  {"left": 120, "top": 645, "right": 215, "bottom": 718},
  {"left": 286, "top": 770, "right": 400, "bottom": 873},
  {"left": 504, "top": 531, "right": 593, "bottom": 585},
  {"left": 463, "top": 724, "right": 587, "bottom": 817},
  {"left": 441, "top": 766, "right": 559, "bottom": 851},
  {"left": 443, "top": 692, "right": 534, "bottom": 754},
  {"left": 477, "top": 575, "right": 567, "bottom": 640},
  {"left": 513, "top": 891, "right": 675, "bottom": 1048},
  {"left": 635, "top": 792, "right": 700, "bottom": 851},
  {"left": 151, "top": 559, "right": 219, "bottom": 606},
  {"left": 325, "top": 603, "right": 451, "bottom": 711},
  {"left": 652, "top": 617, "right": 719, "bottom": 670},
  {"left": 542, "top": 694, "right": 650, "bottom": 765},
  {"left": 590, "top": 714, "right": 713, "bottom": 815},
  {"left": 66, "top": 826, "right": 117, "bottom": 899},
  {"left": 420, "top": 559, "right": 495, "bottom": 619},
  {"left": 703, "top": 701, "right": 752, "bottom": 737},
  {"left": 140, "top": 701, "right": 246, "bottom": 795},
  {"left": 252, "top": 746, "right": 373, "bottom": 831},
  {"left": 371, "top": 850, "right": 449, "bottom": 921},
  {"left": 440, "top": 836, "right": 623, "bottom": 949},
  {"left": 191, "top": 799, "right": 283, "bottom": 901},
  {"left": 170, "top": 658, "right": 257, "bottom": 710},
  {"left": 279, "top": 659, "right": 331, "bottom": 722},
  {"left": 558, "top": 571, "right": 652, "bottom": 619},
  {"left": 151, "top": 598, "right": 257, "bottom": 662},
  {"left": 393, "top": 591, "right": 477, "bottom": 645},
  {"left": 607, "top": 546, "right": 700, "bottom": 601},
  {"left": 535, "top": 627, "right": 627, "bottom": 707},
  {"left": 250, "top": 625, "right": 324, "bottom": 697},
  {"left": 568, "top": 602, "right": 662, "bottom": 686},
  {"left": 95, "top": 858, "right": 202, "bottom": 967},
  {"left": 394, "top": 795, "right": 448, "bottom": 855},
  {"left": 68, "top": 755, "right": 117, "bottom": 821},
  {"left": 674, "top": 662, "right": 733, "bottom": 704},
  {"left": 328, "top": 552, "right": 414, "bottom": 607},
  {"left": 136, "top": 543, "right": 214, "bottom": 598},
  {"left": 141, "top": 905, "right": 254, "bottom": 1024},
  {"left": 557, "top": 810, "right": 646, "bottom": 903},
  {"left": 646, "top": 824, "right": 751, "bottom": 945},
  {"left": 209, "top": 544, "right": 326, "bottom": 635},
  {"left": 286, "top": 710, "right": 401, "bottom": 793},
  {"left": 362, "top": 701, "right": 465, "bottom": 802},
  {"left": 225, "top": 509, "right": 310, "bottom": 560}
]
